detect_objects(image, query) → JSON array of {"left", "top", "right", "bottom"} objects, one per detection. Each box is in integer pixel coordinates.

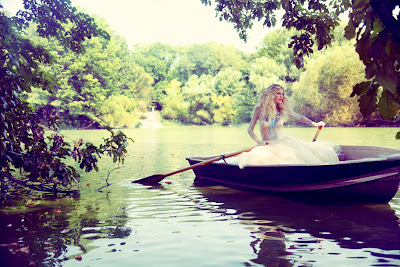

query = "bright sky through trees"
[{"left": 1, "top": 0, "right": 277, "bottom": 52}]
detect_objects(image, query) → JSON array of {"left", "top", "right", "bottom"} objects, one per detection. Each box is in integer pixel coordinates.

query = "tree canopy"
[
  {"left": 201, "top": 0, "right": 400, "bottom": 135},
  {"left": 0, "top": 0, "right": 131, "bottom": 200}
]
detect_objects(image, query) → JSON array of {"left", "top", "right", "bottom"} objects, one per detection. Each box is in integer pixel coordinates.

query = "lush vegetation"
[
  {"left": 16, "top": 4, "right": 399, "bottom": 128},
  {"left": 21, "top": 21, "right": 396, "bottom": 128},
  {"left": 0, "top": 1, "right": 131, "bottom": 201}
]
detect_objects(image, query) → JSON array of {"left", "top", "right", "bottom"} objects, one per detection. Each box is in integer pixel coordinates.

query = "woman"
[{"left": 238, "top": 84, "right": 340, "bottom": 168}]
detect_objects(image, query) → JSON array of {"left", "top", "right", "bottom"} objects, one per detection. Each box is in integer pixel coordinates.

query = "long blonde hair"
[{"left": 257, "top": 84, "right": 290, "bottom": 120}]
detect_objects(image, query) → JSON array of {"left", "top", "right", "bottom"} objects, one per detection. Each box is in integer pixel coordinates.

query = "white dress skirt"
[{"left": 237, "top": 134, "right": 341, "bottom": 169}]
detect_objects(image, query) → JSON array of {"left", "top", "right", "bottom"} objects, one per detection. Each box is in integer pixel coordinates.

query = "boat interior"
[{"left": 339, "top": 145, "right": 400, "bottom": 161}]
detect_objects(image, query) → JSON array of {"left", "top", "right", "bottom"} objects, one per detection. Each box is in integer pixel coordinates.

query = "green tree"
[
  {"left": 212, "top": 95, "right": 236, "bottom": 125},
  {"left": 100, "top": 95, "right": 140, "bottom": 128},
  {"left": 256, "top": 28, "right": 302, "bottom": 84},
  {"left": 169, "top": 43, "right": 246, "bottom": 86},
  {"left": 215, "top": 67, "right": 245, "bottom": 96},
  {"left": 160, "top": 79, "right": 189, "bottom": 122},
  {"left": 208, "top": 42, "right": 247, "bottom": 73},
  {"left": 292, "top": 45, "right": 366, "bottom": 126},
  {"left": 24, "top": 17, "right": 153, "bottom": 128},
  {"left": 249, "top": 57, "right": 286, "bottom": 93},
  {"left": 182, "top": 75, "right": 215, "bottom": 125}
]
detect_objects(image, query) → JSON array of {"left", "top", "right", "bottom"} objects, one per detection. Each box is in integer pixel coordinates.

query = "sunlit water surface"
[{"left": 1, "top": 127, "right": 400, "bottom": 266}]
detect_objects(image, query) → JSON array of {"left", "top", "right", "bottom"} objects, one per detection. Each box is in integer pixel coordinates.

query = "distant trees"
[
  {"left": 19, "top": 12, "right": 387, "bottom": 128},
  {"left": 3, "top": 1, "right": 398, "bottom": 131},
  {"left": 25, "top": 18, "right": 154, "bottom": 128}
]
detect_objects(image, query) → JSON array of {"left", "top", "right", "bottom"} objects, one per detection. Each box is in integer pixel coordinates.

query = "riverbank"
[{"left": 137, "top": 111, "right": 163, "bottom": 128}]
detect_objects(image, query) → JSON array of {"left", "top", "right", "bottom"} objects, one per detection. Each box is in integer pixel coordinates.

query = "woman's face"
[{"left": 274, "top": 88, "right": 285, "bottom": 104}]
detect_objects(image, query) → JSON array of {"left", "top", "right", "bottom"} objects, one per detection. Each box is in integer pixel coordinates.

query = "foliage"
[
  {"left": 160, "top": 79, "right": 189, "bottom": 122},
  {"left": 13, "top": 0, "right": 109, "bottom": 53},
  {"left": 345, "top": 0, "right": 400, "bottom": 124},
  {"left": 182, "top": 75, "right": 215, "bottom": 125},
  {"left": 291, "top": 45, "right": 366, "bottom": 126},
  {"left": 0, "top": 1, "right": 132, "bottom": 200},
  {"left": 100, "top": 95, "right": 141, "bottom": 128},
  {"left": 202, "top": 0, "right": 400, "bottom": 137},
  {"left": 212, "top": 95, "right": 237, "bottom": 125},
  {"left": 248, "top": 57, "right": 286, "bottom": 93},
  {"left": 23, "top": 17, "right": 153, "bottom": 129},
  {"left": 256, "top": 28, "right": 300, "bottom": 83}
]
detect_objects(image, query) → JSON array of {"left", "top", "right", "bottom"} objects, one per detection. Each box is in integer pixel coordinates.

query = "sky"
[{"left": 1, "top": 0, "right": 279, "bottom": 52}]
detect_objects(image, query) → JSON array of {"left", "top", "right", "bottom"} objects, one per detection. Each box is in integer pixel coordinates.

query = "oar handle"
[
  {"left": 312, "top": 126, "right": 323, "bottom": 142},
  {"left": 164, "top": 146, "right": 256, "bottom": 177}
]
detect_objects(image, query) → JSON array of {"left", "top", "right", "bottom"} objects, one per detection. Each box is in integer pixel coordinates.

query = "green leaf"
[
  {"left": 365, "top": 61, "right": 377, "bottom": 80},
  {"left": 371, "top": 18, "right": 384, "bottom": 39},
  {"left": 350, "top": 81, "right": 370, "bottom": 97},
  {"left": 376, "top": 64, "right": 399, "bottom": 94},
  {"left": 344, "top": 21, "right": 356, "bottom": 40},
  {"left": 358, "top": 90, "right": 378, "bottom": 118},
  {"left": 396, "top": 131, "right": 400, "bottom": 139},
  {"left": 378, "top": 89, "right": 400, "bottom": 119}
]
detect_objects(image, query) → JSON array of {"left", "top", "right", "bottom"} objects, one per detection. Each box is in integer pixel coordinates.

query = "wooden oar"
[
  {"left": 133, "top": 145, "right": 257, "bottom": 185},
  {"left": 312, "top": 126, "right": 323, "bottom": 142}
]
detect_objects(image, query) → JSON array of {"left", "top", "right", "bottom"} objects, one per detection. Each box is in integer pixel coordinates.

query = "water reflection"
[
  {"left": 1, "top": 127, "right": 400, "bottom": 266},
  {"left": 0, "top": 196, "right": 131, "bottom": 266},
  {"left": 193, "top": 179, "right": 400, "bottom": 266}
]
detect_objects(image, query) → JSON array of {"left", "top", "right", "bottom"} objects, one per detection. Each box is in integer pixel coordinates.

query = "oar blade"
[{"left": 133, "top": 174, "right": 166, "bottom": 185}]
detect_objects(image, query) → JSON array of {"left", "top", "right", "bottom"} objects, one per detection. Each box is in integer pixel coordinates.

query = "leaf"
[
  {"left": 375, "top": 64, "right": 399, "bottom": 94},
  {"left": 378, "top": 89, "right": 400, "bottom": 119},
  {"left": 365, "top": 61, "right": 377, "bottom": 80},
  {"left": 396, "top": 131, "right": 400, "bottom": 139},
  {"left": 358, "top": 93, "right": 378, "bottom": 118},
  {"left": 344, "top": 21, "right": 356, "bottom": 40},
  {"left": 371, "top": 18, "right": 385, "bottom": 40},
  {"left": 350, "top": 81, "right": 370, "bottom": 97}
]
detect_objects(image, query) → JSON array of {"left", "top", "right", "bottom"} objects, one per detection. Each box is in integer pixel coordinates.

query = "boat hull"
[{"left": 187, "top": 146, "right": 400, "bottom": 203}]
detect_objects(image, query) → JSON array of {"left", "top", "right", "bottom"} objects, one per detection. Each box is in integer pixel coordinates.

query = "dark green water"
[{"left": 1, "top": 127, "right": 400, "bottom": 266}]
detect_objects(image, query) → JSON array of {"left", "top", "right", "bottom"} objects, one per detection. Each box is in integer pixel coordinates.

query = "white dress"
[{"left": 237, "top": 115, "right": 341, "bottom": 169}]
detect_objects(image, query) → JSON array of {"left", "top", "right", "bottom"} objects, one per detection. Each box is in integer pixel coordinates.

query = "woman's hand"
[
  {"left": 313, "top": 121, "right": 326, "bottom": 128},
  {"left": 256, "top": 140, "right": 268, "bottom": 146}
]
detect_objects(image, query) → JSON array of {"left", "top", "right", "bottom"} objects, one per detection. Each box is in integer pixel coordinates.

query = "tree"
[
  {"left": 161, "top": 79, "right": 189, "bottom": 122},
  {"left": 291, "top": 45, "right": 366, "bottom": 126},
  {"left": 131, "top": 43, "right": 177, "bottom": 106},
  {"left": 0, "top": 1, "right": 131, "bottom": 200},
  {"left": 182, "top": 75, "right": 215, "bottom": 125},
  {"left": 202, "top": 0, "right": 400, "bottom": 136},
  {"left": 100, "top": 95, "right": 140, "bottom": 128},
  {"left": 256, "top": 28, "right": 302, "bottom": 84},
  {"left": 248, "top": 57, "right": 286, "bottom": 93}
]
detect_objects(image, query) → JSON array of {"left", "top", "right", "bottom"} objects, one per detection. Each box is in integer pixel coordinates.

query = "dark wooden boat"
[{"left": 186, "top": 145, "right": 400, "bottom": 203}]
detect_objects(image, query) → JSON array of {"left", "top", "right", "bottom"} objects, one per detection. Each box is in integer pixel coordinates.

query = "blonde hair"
[{"left": 257, "top": 84, "right": 290, "bottom": 120}]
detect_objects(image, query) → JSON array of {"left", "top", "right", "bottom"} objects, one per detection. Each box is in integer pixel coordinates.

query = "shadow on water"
[
  {"left": 0, "top": 196, "right": 132, "bottom": 266},
  {"left": 193, "top": 179, "right": 400, "bottom": 266}
]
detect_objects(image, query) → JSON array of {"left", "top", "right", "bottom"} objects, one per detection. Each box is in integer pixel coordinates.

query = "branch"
[
  {"left": 0, "top": 171, "right": 79, "bottom": 196},
  {"left": 95, "top": 166, "right": 123, "bottom": 192}
]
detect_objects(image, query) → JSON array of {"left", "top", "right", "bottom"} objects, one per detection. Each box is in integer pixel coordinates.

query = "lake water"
[{"left": 1, "top": 126, "right": 400, "bottom": 266}]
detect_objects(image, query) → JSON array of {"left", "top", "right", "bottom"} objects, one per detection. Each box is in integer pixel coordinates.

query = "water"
[{"left": 1, "top": 127, "right": 400, "bottom": 266}]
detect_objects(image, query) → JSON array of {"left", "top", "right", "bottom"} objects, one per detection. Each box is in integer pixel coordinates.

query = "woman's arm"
[
  {"left": 289, "top": 110, "right": 325, "bottom": 127},
  {"left": 248, "top": 106, "right": 265, "bottom": 145}
]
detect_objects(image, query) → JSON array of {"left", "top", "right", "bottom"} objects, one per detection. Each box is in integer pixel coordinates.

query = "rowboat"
[{"left": 186, "top": 145, "right": 400, "bottom": 203}]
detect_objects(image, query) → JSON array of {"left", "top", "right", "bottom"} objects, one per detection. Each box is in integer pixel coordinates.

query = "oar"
[
  {"left": 133, "top": 145, "right": 257, "bottom": 185},
  {"left": 312, "top": 126, "right": 323, "bottom": 142}
]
